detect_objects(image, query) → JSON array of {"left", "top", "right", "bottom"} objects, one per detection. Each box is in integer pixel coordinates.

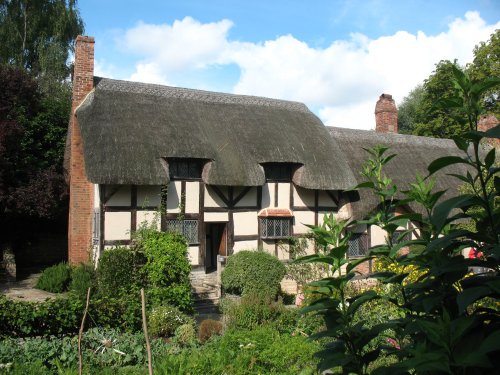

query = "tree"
[
  {"left": 468, "top": 29, "right": 500, "bottom": 118},
  {"left": 0, "top": 0, "right": 84, "bottom": 88},
  {"left": 397, "top": 84, "right": 425, "bottom": 134},
  {"left": 399, "top": 30, "right": 500, "bottom": 138}
]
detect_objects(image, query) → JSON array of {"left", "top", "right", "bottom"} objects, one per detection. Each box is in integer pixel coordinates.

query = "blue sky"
[{"left": 78, "top": 0, "right": 500, "bottom": 129}]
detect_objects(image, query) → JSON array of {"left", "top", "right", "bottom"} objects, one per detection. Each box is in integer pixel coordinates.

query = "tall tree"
[
  {"left": 398, "top": 29, "right": 500, "bottom": 138},
  {"left": 0, "top": 0, "right": 84, "bottom": 91}
]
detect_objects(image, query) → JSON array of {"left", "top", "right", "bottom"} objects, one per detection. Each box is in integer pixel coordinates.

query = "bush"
[
  {"left": 221, "top": 250, "right": 286, "bottom": 299},
  {"left": 69, "top": 263, "right": 96, "bottom": 298},
  {"left": 0, "top": 295, "right": 82, "bottom": 337},
  {"left": 35, "top": 262, "right": 71, "bottom": 293},
  {"left": 135, "top": 229, "right": 193, "bottom": 310},
  {"left": 148, "top": 304, "right": 194, "bottom": 338},
  {"left": 174, "top": 323, "right": 197, "bottom": 347},
  {"left": 198, "top": 319, "right": 223, "bottom": 343},
  {"left": 89, "top": 293, "right": 143, "bottom": 333},
  {"left": 221, "top": 295, "right": 286, "bottom": 330},
  {"left": 96, "top": 247, "right": 143, "bottom": 297}
]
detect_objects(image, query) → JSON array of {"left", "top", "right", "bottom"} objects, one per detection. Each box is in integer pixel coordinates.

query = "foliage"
[
  {"left": 88, "top": 293, "right": 143, "bottom": 333},
  {"left": 399, "top": 31, "right": 500, "bottom": 138},
  {"left": 133, "top": 227, "right": 193, "bottom": 310},
  {"left": 282, "top": 236, "right": 327, "bottom": 291},
  {"left": 221, "top": 250, "right": 286, "bottom": 299},
  {"left": 299, "top": 67, "right": 500, "bottom": 374},
  {"left": 174, "top": 323, "right": 197, "bottom": 347},
  {"left": 147, "top": 304, "right": 194, "bottom": 338},
  {"left": 0, "top": 0, "right": 84, "bottom": 83},
  {"left": 397, "top": 84, "right": 425, "bottom": 134},
  {"left": 68, "top": 262, "right": 96, "bottom": 299},
  {"left": 96, "top": 247, "right": 143, "bottom": 298},
  {"left": 155, "top": 326, "right": 320, "bottom": 374},
  {"left": 198, "top": 319, "right": 223, "bottom": 344},
  {"left": 0, "top": 295, "right": 82, "bottom": 337},
  {"left": 35, "top": 261, "right": 71, "bottom": 293},
  {"left": 0, "top": 327, "right": 171, "bottom": 372}
]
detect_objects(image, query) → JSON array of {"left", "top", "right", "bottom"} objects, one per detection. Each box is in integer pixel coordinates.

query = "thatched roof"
[
  {"left": 75, "top": 78, "right": 357, "bottom": 189},
  {"left": 328, "top": 127, "right": 469, "bottom": 219}
]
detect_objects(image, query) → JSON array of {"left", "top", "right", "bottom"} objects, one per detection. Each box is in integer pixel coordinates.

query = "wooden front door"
[{"left": 205, "top": 223, "right": 227, "bottom": 273}]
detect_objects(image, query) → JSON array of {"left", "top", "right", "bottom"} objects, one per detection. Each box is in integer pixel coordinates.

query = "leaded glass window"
[
  {"left": 166, "top": 219, "right": 199, "bottom": 244},
  {"left": 261, "top": 218, "right": 291, "bottom": 239},
  {"left": 348, "top": 233, "right": 369, "bottom": 257},
  {"left": 262, "top": 163, "right": 293, "bottom": 181},
  {"left": 168, "top": 159, "right": 202, "bottom": 180}
]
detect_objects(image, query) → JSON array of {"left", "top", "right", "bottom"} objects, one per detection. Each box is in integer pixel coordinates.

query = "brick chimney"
[
  {"left": 68, "top": 36, "right": 95, "bottom": 264},
  {"left": 375, "top": 93, "right": 398, "bottom": 133}
]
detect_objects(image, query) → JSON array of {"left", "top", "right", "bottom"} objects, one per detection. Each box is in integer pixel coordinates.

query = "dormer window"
[
  {"left": 168, "top": 158, "right": 203, "bottom": 180},
  {"left": 262, "top": 163, "right": 294, "bottom": 182}
]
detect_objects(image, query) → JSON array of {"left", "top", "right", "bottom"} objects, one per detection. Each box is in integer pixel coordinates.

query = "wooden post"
[
  {"left": 141, "top": 288, "right": 153, "bottom": 375},
  {"left": 78, "top": 288, "right": 91, "bottom": 375}
]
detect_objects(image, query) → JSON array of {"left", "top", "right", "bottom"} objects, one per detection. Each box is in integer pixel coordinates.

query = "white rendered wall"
[
  {"left": 106, "top": 186, "right": 131, "bottom": 206},
  {"left": 185, "top": 182, "right": 200, "bottom": 213},
  {"left": 233, "top": 211, "right": 258, "bottom": 235},
  {"left": 233, "top": 240, "right": 258, "bottom": 252},
  {"left": 167, "top": 181, "right": 181, "bottom": 213},
  {"left": 137, "top": 186, "right": 161, "bottom": 207},
  {"left": 104, "top": 212, "right": 131, "bottom": 240}
]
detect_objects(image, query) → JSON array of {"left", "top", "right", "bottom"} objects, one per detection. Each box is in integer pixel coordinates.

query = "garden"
[{"left": 1, "top": 67, "right": 500, "bottom": 374}]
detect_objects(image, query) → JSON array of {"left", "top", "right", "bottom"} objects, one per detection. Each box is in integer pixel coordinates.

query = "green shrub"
[
  {"left": 69, "top": 263, "right": 96, "bottom": 298},
  {"left": 221, "top": 250, "right": 286, "bottom": 299},
  {"left": 96, "top": 247, "right": 143, "bottom": 297},
  {"left": 174, "top": 323, "right": 197, "bottom": 347},
  {"left": 35, "top": 262, "right": 71, "bottom": 293},
  {"left": 89, "top": 293, "right": 143, "bottom": 333},
  {"left": 198, "top": 319, "right": 223, "bottom": 343},
  {"left": 135, "top": 229, "right": 193, "bottom": 310},
  {"left": 148, "top": 304, "right": 194, "bottom": 338},
  {"left": 0, "top": 295, "right": 82, "bottom": 338},
  {"left": 221, "top": 294, "right": 286, "bottom": 330}
]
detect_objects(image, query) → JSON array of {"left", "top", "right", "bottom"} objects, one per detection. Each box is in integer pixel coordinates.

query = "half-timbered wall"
[{"left": 94, "top": 180, "right": 340, "bottom": 268}]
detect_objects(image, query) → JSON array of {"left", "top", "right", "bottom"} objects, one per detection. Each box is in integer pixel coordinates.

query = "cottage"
[{"left": 66, "top": 36, "right": 474, "bottom": 283}]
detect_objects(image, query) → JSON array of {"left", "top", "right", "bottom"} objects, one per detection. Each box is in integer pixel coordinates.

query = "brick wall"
[
  {"left": 68, "top": 36, "right": 95, "bottom": 264},
  {"left": 375, "top": 93, "right": 398, "bottom": 133}
]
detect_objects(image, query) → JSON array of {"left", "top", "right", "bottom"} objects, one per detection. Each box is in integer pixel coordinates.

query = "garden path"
[{"left": 0, "top": 272, "right": 58, "bottom": 302}]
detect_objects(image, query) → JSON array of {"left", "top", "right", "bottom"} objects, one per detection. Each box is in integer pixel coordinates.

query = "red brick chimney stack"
[
  {"left": 375, "top": 93, "right": 398, "bottom": 133},
  {"left": 68, "top": 36, "right": 95, "bottom": 264}
]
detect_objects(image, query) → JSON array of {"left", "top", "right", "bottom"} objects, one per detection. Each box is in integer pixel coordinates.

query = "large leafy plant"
[{"left": 300, "top": 66, "right": 500, "bottom": 374}]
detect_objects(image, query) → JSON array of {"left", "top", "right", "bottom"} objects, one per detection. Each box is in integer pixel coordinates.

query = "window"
[
  {"left": 348, "top": 233, "right": 369, "bottom": 257},
  {"left": 168, "top": 159, "right": 203, "bottom": 180},
  {"left": 262, "top": 163, "right": 293, "bottom": 182},
  {"left": 92, "top": 208, "right": 100, "bottom": 246},
  {"left": 166, "top": 219, "right": 199, "bottom": 244},
  {"left": 260, "top": 217, "right": 291, "bottom": 239}
]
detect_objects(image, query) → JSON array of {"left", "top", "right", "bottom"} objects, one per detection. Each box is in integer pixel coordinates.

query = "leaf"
[
  {"left": 453, "top": 137, "right": 469, "bottom": 152},
  {"left": 431, "top": 194, "right": 477, "bottom": 232},
  {"left": 345, "top": 181, "right": 375, "bottom": 191},
  {"left": 457, "top": 286, "right": 492, "bottom": 313},
  {"left": 428, "top": 156, "right": 470, "bottom": 175},
  {"left": 485, "top": 124, "right": 500, "bottom": 139},
  {"left": 347, "top": 290, "right": 379, "bottom": 315},
  {"left": 484, "top": 148, "right": 496, "bottom": 169}
]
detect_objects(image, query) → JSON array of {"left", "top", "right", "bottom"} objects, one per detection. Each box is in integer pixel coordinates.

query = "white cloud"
[{"left": 120, "top": 12, "right": 499, "bottom": 130}]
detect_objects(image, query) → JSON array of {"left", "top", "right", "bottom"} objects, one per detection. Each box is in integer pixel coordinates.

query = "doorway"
[{"left": 205, "top": 223, "right": 227, "bottom": 273}]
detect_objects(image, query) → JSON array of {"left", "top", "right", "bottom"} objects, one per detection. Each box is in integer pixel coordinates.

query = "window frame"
[
  {"left": 166, "top": 219, "right": 199, "bottom": 245},
  {"left": 260, "top": 217, "right": 292, "bottom": 239},
  {"left": 168, "top": 158, "right": 203, "bottom": 181},
  {"left": 347, "top": 232, "right": 369, "bottom": 258},
  {"left": 262, "top": 163, "right": 294, "bottom": 182}
]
